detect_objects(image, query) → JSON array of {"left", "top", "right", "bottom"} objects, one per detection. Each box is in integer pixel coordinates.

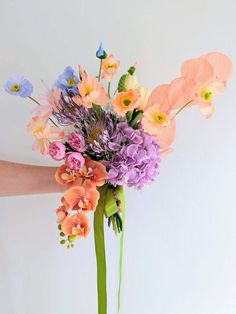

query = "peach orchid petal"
[
  {"left": 181, "top": 57, "right": 214, "bottom": 85},
  {"left": 61, "top": 213, "right": 90, "bottom": 238},
  {"left": 203, "top": 52, "right": 233, "bottom": 83},
  {"left": 63, "top": 186, "right": 100, "bottom": 212},
  {"left": 64, "top": 186, "right": 85, "bottom": 209}
]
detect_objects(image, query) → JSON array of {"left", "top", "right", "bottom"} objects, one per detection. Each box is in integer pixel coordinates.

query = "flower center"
[
  {"left": 85, "top": 86, "right": 93, "bottom": 96},
  {"left": 105, "top": 63, "right": 116, "bottom": 69},
  {"left": 123, "top": 99, "right": 131, "bottom": 106},
  {"left": 78, "top": 197, "right": 90, "bottom": 210},
  {"left": 67, "top": 77, "right": 76, "bottom": 87},
  {"left": 201, "top": 90, "right": 213, "bottom": 101},
  {"left": 11, "top": 83, "right": 20, "bottom": 92},
  {"left": 153, "top": 112, "right": 167, "bottom": 125},
  {"left": 87, "top": 125, "right": 104, "bottom": 144}
]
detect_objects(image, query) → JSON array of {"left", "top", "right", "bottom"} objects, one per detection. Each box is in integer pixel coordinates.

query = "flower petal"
[
  {"left": 203, "top": 52, "right": 233, "bottom": 83},
  {"left": 181, "top": 57, "right": 214, "bottom": 85}
]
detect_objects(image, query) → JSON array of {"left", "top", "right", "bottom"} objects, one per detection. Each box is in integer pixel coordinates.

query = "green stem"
[
  {"left": 117, "top": 187, "right": 125, "bottom": 313},
  {"left": 108, "top": 82, "right": 111, "bottom": 99},
  {"left": 130, "top": 111, "right": 143, "bottom": 128},
  {"left": 28, "top": 96, "right": 58, "bottom": 127},
  {"left": 171, "top": 100, "right": 194, "bottom": 120},
  {"left": 98, "top": 59, "right": 102, "bottom": 82},
  {"left": 94, "top": 185, "right": 107, "bottom": 314}
]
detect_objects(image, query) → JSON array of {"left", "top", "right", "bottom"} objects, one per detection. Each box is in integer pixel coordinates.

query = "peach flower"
[
  {"left": 75, "top": 157, "right": 107, "bottom": 187},
  {"left": 55, "top": 157, "right": 107, "bottom": 188},
  {"left": 181, "top": 52, "right": 233, "bottom": 118},
  {"left": 72, "top": 66, "right": 109, "bottom": 108},
  {"left": 63, "top": 186, "right": 100, "bottom": 212},
  {"left": 142, "top": 84, "right": 175, "bottom": 148},
  {"left": 27, "top": 116, "right": 64, "bottom": 155},
  {"left": 113, "top": 90, "right": 140, "bottom": 117},
  {"left": 61, "top": 213, "right": 90, "bottom": 238},
  {"left": 102, "top": 54, "right": 120, "bottom": 81}
]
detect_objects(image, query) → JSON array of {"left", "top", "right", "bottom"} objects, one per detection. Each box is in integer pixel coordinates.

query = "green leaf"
[{"left": 104, "top": 187, "right": 119, "bottom": 218}]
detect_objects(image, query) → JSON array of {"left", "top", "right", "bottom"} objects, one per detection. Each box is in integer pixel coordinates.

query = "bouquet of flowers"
[{"left": 4, "top": 44, "right": 232, "bottom": 314}]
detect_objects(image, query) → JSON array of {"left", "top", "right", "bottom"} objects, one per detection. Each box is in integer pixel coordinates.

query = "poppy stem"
[
  {"left": 98, "top": 59, "right": 102, "bottom": 82},
  {"left": 108, "top": 82, "right": 111, "bottom": 99},
  {"left": 171, "top": 99, "right": 194, "bottom": 120},
  {"left": 28, "top": 96, "right": 58, "bottom": 127}
]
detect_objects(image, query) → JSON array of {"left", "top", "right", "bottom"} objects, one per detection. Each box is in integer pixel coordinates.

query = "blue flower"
[
  {"left": 4, "top": 76, "right": 33, "bottom": 98},
  {"left": 54, "top": 66, "right": 79, "bottom": 94},
  {"left": 96, "top": 42, "right": 107, "bottom": 59}
]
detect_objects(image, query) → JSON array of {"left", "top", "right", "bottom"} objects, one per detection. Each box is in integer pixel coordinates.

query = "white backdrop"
[{"left": 1, "top": 0, "right": 236, "bottom": 313}]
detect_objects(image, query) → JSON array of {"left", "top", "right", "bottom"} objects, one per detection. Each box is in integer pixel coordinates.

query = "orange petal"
[
  {"left": 155, "top": 120, "right": 176, "bottom": 148},
  {"left": 169, "top": 77, "right": 196, "bottom": 109},
  {"left": 148, "top": 84, "right": 170, "bottom": 111},
  {"left": 181, "top": 57, "right": 214, "bottom": 85},
  {"left": 203, "top": 52, "right": 233, "bottom": 83},
  {"left": 63, "top": 186, "right": 85, "bottom": 208},
  {"left": 199, "top": 102, "right": 216, "bottom": 118}
]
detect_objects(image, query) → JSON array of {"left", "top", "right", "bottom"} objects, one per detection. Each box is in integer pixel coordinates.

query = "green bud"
[
  {"left": 68, "top": 235, "right": 77, "bottom": 243},
  {"left": 118, "top": 74, "right": 128, "bottom": 92},
  {"left": 58, "top": 224, "right": 62, "bottom": 230},
  {"left": 128, "top": 66, "right": 136, "bottom": 75},
  {"left": 60, "top": 232, "right": 65, "bottom": 237},
  {"left": 60, "top": 239, "right": 66, "bottom": 245}
]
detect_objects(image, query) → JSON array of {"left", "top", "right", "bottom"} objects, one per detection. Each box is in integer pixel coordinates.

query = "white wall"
[{"left": 1, "top": 0, "right": 236, "bottom": 313}]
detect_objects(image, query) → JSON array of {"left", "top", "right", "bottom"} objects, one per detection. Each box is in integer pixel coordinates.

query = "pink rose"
[
  {"left": 49, "top": 141, "right": 66, "bottom": 161},
  {"left": 66, "top": 152, "right": 85, "bottom": 170},
  {"left": 68, "top": 132, "right": 86, "bottom": 152}
]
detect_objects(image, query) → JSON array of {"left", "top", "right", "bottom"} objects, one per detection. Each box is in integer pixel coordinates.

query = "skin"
[{"left": 0, "top": 160, "right": 64, "bottom": 197}]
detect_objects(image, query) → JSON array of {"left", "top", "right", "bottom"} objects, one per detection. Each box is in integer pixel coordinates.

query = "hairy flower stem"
[
  {"left": 108, "top": 82, "right": 111, "bottom": 99},
  {"left": 98, "top": 59, "right": 102, "bottom": 82},
  {"left": 28, "top": 96, "right": 58, "bottom": 127},
  {"left": 171, "top": 100, "right": 194, "bottom": 120}
]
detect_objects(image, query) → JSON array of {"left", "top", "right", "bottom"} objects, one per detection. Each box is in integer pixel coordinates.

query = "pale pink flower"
[
  {"left": 27, "top": 116, "right": 64, "bottom": 155},
  {"left": 72, "top": 66, "right": 109, "bottom": 108},
  {"left": 101, "top": 54, "right": 120, "bottom": 81},
  {"left": 181, "top": 52, "right": 233, "bottom": 118}
]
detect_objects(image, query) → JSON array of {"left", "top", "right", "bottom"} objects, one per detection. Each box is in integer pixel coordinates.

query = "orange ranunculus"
[
  {"left": 63, "top": 186, "right": 100, "bottom": 212},
  {"left": 113, "top": 90, "right": 140, "bottom": 117},
  {"left": 61, "top": 213, "right": 90, "bottom": 238},
  {"left": 72, "top": 66, "right": 109, "bottom": 108},
  {"left": 101, "top": 54, "right": 120, "bottom": 82}
]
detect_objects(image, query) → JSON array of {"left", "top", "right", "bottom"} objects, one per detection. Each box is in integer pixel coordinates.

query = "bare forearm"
[{"left": 0, "top": 160, "right": 63, "bottom": 196}]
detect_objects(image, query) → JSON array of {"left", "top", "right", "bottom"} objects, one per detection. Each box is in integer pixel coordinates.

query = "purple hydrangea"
[
  {"left": 4, "top": 76, "right": 33, "bottom": 98},
  {"left": 107, "top": 122, "right": 161, "bottom": 189}
]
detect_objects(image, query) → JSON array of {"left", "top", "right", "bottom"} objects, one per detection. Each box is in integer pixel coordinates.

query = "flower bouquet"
[{"left": 4, "top": 44, "right": 232, "bottom": 314}]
